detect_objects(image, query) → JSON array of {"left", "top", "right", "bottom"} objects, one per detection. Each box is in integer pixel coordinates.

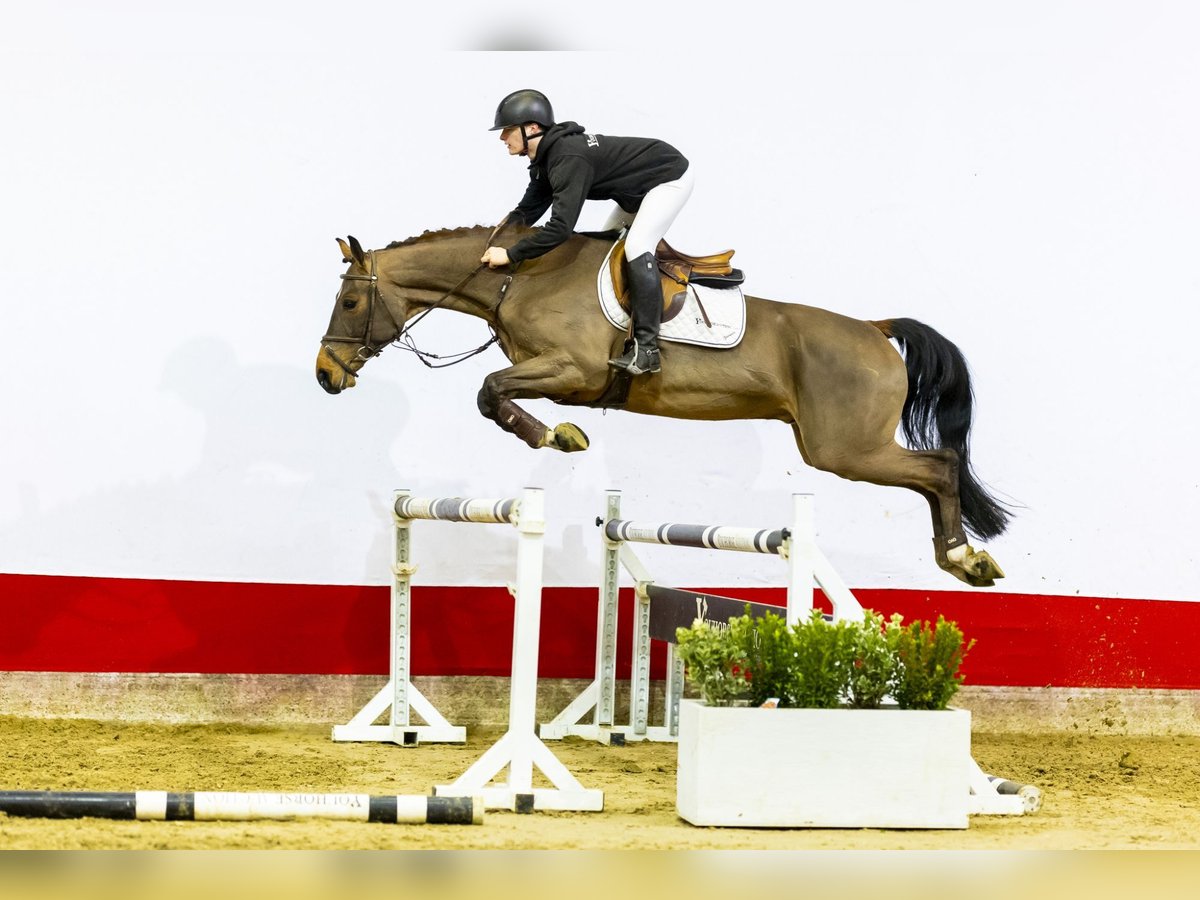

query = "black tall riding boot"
[{"left": 608, "top": 251, "right": 663, "bottom": 375}]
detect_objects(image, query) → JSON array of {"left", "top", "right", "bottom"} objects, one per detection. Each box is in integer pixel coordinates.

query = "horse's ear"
[
  {"left": 347, "top": 235, "right": 366, "bottom": 267},
  {"left": 336, "top": 237, "right": 353, "bottom": 263}
]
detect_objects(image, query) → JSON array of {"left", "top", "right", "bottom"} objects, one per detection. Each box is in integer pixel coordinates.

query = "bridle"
[
  {"left": 321, "top": 245, "right": 513, "bottom": 389},
  {"left": 321, "top": 251, "right": 396, "bottom": 387}
]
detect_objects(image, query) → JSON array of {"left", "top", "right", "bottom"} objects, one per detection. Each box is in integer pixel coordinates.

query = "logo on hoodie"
[{"left": 585, "top": 133, "right": 599, "bottom": 148}]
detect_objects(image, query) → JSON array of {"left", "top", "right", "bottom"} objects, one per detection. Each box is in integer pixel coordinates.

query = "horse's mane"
[
  {"left": 383, "top": 225, "right": 491, "bottom": 250},
  {"left": 382, "top": 224, "right": 616, "bottom": 252}
]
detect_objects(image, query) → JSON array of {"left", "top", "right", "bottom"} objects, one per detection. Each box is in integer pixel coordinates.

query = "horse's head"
[{"left": 316, "top": 236, "right": 404, "bottom": 394}]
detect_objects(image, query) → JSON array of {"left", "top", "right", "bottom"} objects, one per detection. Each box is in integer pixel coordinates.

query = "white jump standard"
[
  {"left": 331, "top": 491, "right": 500, "bottom": 745},
  {"left": 374, "top": 487, "right": 602, "bottom": 812},
  {"left": 541, "top": 492, "right": 865, "bottom": 745}
]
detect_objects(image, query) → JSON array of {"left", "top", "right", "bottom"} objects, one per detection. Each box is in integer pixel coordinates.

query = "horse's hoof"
[
  {"left": 965, "top": 572, "right": 997, "bottom": 588},
  {"left": 967, "top": 550, "right": 1006, "bottom": 582},
  {"left": 938, "top": 540, "right": 1005, "bottom": 587},
  {"left": 944, "top": 566, "right": 995, "bottom": 588},
  {"left": 551, "top": 423, "right": 589, "bottom": 453},
  {"left": 947, "top": 550, "right": 1004, "bottom": 587}
]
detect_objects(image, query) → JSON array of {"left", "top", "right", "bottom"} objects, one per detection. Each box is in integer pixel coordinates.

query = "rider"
[{"left": 481, "top": 89, "right": 692, "bottom": 376}]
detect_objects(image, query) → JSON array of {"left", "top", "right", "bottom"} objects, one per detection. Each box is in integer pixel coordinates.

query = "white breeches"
[{"left": 600, "top": 167, "right": 695, "bottom": 258}]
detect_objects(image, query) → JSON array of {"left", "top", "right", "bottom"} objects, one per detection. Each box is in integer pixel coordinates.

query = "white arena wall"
[{"left": 1, "top": 4, "right": 1198, "bottom": 695}]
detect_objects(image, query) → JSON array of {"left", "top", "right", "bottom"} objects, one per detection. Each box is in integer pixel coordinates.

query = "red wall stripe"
[{"left": 1, "top": 574, "right": 1196, "bottom": 688}]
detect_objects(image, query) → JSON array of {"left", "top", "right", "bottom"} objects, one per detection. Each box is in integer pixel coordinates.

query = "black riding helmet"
[{"left": 490, "top": 89, "right": 555, "bottom": 131}]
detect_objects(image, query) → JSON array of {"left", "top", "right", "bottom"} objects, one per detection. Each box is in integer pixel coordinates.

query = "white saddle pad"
[{"left": 596, "top": 241, "right": 746, "bottom": 349}]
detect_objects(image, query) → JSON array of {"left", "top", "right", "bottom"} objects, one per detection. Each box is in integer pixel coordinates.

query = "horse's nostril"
[{"left": 317, "top": 369, "right": 329, "bottom": 387}]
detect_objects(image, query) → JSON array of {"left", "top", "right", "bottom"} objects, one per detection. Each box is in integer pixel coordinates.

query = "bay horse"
[{"left": 316, "top": 226, "right": 1008, "bottom": 586}]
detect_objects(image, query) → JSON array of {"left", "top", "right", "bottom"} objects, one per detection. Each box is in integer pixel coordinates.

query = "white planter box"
[{"left": 677, "top": 699, "right": 971, "bottom": 829}]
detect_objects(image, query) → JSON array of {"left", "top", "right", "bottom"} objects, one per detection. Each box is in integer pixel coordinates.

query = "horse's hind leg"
[
  {"left": 796, "top": 429, "right": 1004, "bottom": 586},
  {"left": 477, "top": 356, "right": 595, "bottom": 453},
  {"left": 898, "top": 448, "right": 1006, "bottom": 586}
]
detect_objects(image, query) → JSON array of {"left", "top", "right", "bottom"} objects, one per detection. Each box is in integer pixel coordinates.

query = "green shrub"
[
  {"left": 726, "top": 608, "right": 794, "bottom": 707},
  {"left": 888, "top": 614, "right": 975, "bottom": 711},
  {"left": 674, "top": 619, "right": 750, "bottom": 707},
  {"left": 845, "top": 610, "right": 896, "bottom": 709},
  {"left": 787, "top": 609, "right": 855, "bottom": 708},
  {"left": 676, "top": 607, "right": 972, "bottom": 711}
]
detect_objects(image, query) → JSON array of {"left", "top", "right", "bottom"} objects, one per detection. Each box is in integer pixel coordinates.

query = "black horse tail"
[{"left": 879, "top": 317, "right": 1011, "bottom": 540}]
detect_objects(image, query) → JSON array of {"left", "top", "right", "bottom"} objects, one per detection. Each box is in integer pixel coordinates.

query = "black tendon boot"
[{"left": 608, "top": 251, "right": 663, "bottom": 375}]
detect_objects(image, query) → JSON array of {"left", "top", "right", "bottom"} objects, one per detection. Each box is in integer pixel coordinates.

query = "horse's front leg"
[{"left": 477, "top": 357, "right": 592, "bottom": 453}]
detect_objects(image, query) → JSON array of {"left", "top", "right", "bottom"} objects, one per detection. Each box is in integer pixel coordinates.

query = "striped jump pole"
[
  {"left": 540, "top": 491, "right": 866, "bottom": 745},
  {"left": 984, "top": 776, "right": 1043, "bottom": 813},
  {"left": 394, "top": 496, "right": 518, "bottom": 523},
  {"left": 603, "top": 493, "right": 864, "bottom": 625},
  {"left": 603, "top": 519, "right": 787, "bottom": 555},
  {"left": 968, "top": 771, "right": 1043, "bottom": 815},
  {"left": 0, "top": 790, "right": 482, "bottom": 825},
  {"left": 964, "top": 755, "right": 1043, "bottom": 816}
]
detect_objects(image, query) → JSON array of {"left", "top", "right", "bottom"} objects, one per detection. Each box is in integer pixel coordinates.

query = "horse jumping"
[{"left": 315, "top": 227, "right": 1009, "bottom": 586}]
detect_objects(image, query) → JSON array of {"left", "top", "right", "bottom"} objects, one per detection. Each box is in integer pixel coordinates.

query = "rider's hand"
[{"left": 481, "top": 247, "right": 511, "bottom": 269}]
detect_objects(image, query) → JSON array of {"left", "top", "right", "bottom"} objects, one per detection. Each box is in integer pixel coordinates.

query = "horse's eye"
[{"left": 342, "top": 298, "right": 357, "bottom": 310}]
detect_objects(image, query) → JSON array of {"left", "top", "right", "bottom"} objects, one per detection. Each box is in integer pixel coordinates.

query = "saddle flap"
[
  {"left": 608, "top": 239, "right": 690, "bottom": 324},
  {"left": 608, "top": 240, "right": 629, "bottom": 298}
]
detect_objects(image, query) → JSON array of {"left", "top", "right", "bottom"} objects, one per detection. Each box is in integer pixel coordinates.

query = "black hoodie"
[{"left": 507, "top": 121, "right": 689, "bottom": 263}]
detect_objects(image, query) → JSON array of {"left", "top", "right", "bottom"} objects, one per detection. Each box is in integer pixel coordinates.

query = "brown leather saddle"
[{"left": 610, "top": 239, "right": 745, "bottom": 324}]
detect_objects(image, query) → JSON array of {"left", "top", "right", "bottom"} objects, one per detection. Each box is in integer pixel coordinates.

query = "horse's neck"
[{"left": 379, "top": 229, "right": 496, "bottom": 321}]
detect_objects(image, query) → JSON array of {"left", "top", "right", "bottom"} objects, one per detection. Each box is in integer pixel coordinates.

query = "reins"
[
  {"left": 322, "top": 229, "right": 516, "bottom": 381},
  {"left": 392, "top": 265, "right": 512, "bottom": 369}
]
